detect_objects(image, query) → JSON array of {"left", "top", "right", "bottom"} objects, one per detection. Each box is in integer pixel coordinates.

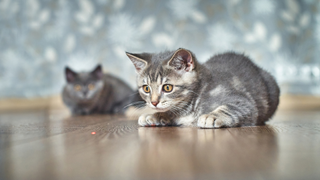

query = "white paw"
[
  {"left": 138, "top": 114, "right": 160, "bottom": 127},
  {"left": 197, "top": 114, "right": 226, "bottom": 128},
  {"left": 197, "top": 114, "right": 216, "bottom": 128},
  {"left": 138, "top": 114, "right": 171, "bottom": 127}
]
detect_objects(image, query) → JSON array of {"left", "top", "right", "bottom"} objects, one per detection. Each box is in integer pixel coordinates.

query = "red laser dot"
[{"left": 91, "top": 132, "right": 96, "bottom": 135}]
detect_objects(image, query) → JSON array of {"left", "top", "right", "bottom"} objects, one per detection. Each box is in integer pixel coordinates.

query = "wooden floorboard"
[{"left": 1, "top": 110, "right": 320, "bottom": 180}]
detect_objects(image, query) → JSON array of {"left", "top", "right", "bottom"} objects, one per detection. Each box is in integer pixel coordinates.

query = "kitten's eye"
[
  {"left": 163, "top": 84, "right": 173, "bottom": 92},
  {"left": 74, "top": 84, "right": 82, "bottom": 91},
  {"left": 143, "top": 85, "right": 150, "bottom": 93},
  {"left": 88, "top": 84, "right": 95, "bottom": 90}
]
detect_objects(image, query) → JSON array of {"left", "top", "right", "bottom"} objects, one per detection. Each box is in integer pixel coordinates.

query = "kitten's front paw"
[
  {"left": 197, "top": 114, "right": 217, "bottom": 128},
  {"left": 138, "top": 114, "right": 171, "bottom": 127},
  {"left": 197, "top": 113, "right": 233, "bottom": 128}
]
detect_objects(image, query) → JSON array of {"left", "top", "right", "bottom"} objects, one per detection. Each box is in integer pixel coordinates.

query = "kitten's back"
[{"left": 205, "top": 52, "right": 260, "bottom": 74}]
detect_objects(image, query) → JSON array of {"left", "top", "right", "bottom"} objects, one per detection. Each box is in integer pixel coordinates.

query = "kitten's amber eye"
[
  {"left": 88, "top": 84, "right": 95, "bottom": 90},
  {"left": 143, "top": 85, "right": 150, "bottom": 93},
  {"left": 74, "top": 84, "right": 82, "bottom": 91},
  {"left": 163, "top": 84, "right": 173, "bottom": 92}
]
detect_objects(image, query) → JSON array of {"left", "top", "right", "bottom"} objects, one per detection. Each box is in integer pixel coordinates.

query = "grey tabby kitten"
[
  {"left": 126, "top": 48, "right": 280, "bottom": 128},
  {"left": 62, "top": 64, "right": 142, "bottom": 115}
]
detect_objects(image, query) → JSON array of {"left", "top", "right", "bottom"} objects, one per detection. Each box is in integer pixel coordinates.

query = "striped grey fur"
[{"left": 126, "top": 48, "right": 280, "bottom": 128}]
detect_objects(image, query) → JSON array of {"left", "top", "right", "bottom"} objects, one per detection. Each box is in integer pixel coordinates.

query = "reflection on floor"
[{"left": 0, "top": 110, "right": 320, "bottom": 180}]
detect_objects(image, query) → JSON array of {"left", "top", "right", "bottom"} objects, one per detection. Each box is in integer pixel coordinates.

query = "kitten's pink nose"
[{"left": 151, "top": 101, "right": 159, "bottom": 107}]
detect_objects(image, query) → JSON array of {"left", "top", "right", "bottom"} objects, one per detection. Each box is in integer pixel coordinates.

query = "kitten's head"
[
  {"left": 126, "top": 48, "right": 199, "bottom": 112},
  {"left": 65, "top": 65, "right": 104, "bottom": 101}
]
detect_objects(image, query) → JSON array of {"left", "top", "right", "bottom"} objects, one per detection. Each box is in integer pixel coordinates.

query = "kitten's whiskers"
[{"left": 122, "top": 101, "right": 146, "bottom": 109}]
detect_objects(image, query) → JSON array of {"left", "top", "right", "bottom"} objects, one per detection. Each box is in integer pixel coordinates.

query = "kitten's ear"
[
  {"left": 126, "top": 52, "right": 149, "bottom": 73},
  {"left": 168, "top": 48, "right": 194, "bottom": 72},
  {"left": 91, "top": 64, "right": 103, "bottom": 79},
  {"left": 65, "top": 67, "right": 77, "bottom": 83}
]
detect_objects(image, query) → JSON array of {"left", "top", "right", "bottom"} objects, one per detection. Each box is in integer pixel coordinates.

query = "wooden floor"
[{"left": 1, "top": 110, "right": 320, "bottom": 180}]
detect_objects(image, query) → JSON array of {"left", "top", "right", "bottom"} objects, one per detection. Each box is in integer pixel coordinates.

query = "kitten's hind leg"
[
  {"left": 197, "top": 100, "right": 258, "bottom": 128},
  {"left": 197, "top": 105, "right": 241, "bottom": 128}
]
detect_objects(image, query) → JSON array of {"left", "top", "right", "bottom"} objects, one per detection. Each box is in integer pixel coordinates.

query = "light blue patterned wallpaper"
[{"left": 0, "top": 0, "right": 320, "bottom": 98}]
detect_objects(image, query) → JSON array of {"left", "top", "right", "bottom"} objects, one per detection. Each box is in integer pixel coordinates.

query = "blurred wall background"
[{"left": 0, "top": 0, "right": 320, "bottom": 99}]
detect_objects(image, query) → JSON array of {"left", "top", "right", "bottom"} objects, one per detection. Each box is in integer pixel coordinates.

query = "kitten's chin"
[{"left": 150, "top": 107, "right": 170, "bottom": 112}]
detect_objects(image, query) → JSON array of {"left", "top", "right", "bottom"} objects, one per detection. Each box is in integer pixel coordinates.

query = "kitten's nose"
[
  {"left": 151, "top": 101, "right": 159, "bottom": 107},
  {"left": 83, "top": 91, "right": 88, "bottom": 96}
]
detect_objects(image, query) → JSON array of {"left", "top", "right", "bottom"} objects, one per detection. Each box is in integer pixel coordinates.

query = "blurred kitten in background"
[{"left": 62, "top": 64, "right": 146, "bottom": 116}]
